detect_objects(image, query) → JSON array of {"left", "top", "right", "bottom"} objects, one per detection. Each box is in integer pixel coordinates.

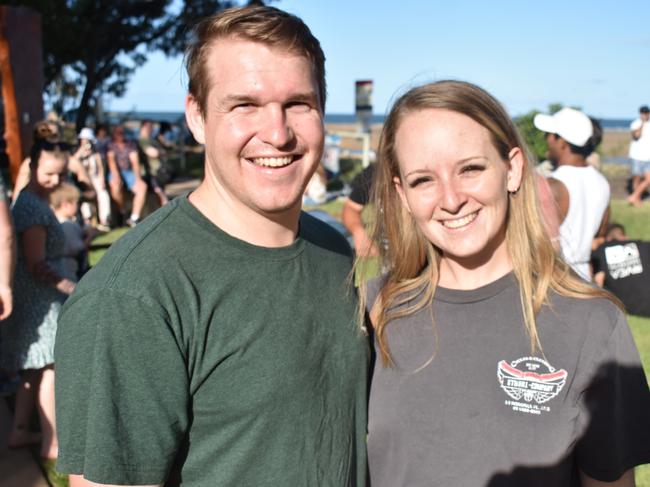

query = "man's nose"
[{"left": 258, "top": 104, "right": 294, "bottom": 148}]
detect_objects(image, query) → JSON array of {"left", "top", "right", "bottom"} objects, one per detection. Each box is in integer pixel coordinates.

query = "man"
[
  {"left": 591, "top": 223, "right": 650, "bottom": 317},
  {"left": 138, "top": 120, "right": 170, "bottom": 207},
  {"left": 55, "top": 6, "right": 369, "bottom": 487},
  {"left": 342, "top": 164, "right": 378, "bottom": 257},
  {"left": 534, "top": 108, "right": 610, "bottom": 280},
  {"left": 627, "top": 105, "right": 650, "bottom": 206}
]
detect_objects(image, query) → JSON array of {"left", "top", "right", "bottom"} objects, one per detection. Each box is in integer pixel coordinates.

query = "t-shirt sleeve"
[
  {"left": 630, "top": 119, "right": 642, "bottom": 131},
  {"left": 55, "top": 288, "right": 190, "bottom": 485},
  {"left": 575, "top": 311, "right": 650, "bottom": 481},
  {"left": 590, "top": 246, "right": 606, "bottom": 275}
]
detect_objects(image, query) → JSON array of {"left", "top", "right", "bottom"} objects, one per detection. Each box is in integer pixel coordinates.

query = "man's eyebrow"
[
  {"left": 220, "top": 92, "right": 319, "bottom": 106},
  {"left": 286, "top": 92, "right": 319, "bottom": 104},
  {"left": 221, "top": 94, "right": 259, "bottom": 105}
]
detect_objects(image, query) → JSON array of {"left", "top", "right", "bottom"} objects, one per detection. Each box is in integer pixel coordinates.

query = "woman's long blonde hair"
[{"left": 361, "top": 80, "right": 619, "bottom": 366}]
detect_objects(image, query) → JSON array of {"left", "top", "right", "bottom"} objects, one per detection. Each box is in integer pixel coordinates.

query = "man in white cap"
[{"left": 534, "top": 107, "right": 610, "bottom": 280}]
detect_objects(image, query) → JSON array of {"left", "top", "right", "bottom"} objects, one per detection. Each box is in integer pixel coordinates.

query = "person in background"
[
  {"left": 0, "top": 140, "right": 75, "bottom": 475},
  {"left": 56, "top": 6, "right": 368, "bottom": 487},
  {"left": 50, "top": 182, "right": 92, "bottom": 281},
  {"left": 363, "top": 80, "right": 649, "bottom": 487},
  {"left": 627, "top": 105, "right": 650, "bottom": 206},
  {"left": 74, "top": 128, "right": 111, "bottom": 231},
  {"left": 13, "top": 121, "right": 94, "bottom": 203},
  {"left": 342, "top": 164, "right": 378, "bottom": 257},
  {"left": 591, "top": 223, "right": 650, "bottom": 317},
  {"left": 0, "top": 171, "right": 14, "bottom": 320},
  {"left": 534, "top": 108, "right": 610, "bottom": 280},
  {"left": 106, "top": 124, "right": 148, "bottom": 227},
  {"left": 138, "top": 120, "right": 169, "bottom": 206}
]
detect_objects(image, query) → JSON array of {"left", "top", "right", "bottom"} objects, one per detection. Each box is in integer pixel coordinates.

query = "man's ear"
[{"left": 185, "top": 94, "right": 206, "bottom": 145}]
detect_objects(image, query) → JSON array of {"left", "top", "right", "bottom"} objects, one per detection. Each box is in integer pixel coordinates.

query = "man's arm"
[
  {"left": 593, "top": 271, "right": 605, "bottom": 287},
  {"left": 580, "top": 468, "right": 635, "bottom": 487},
  {"left": 342, "top": 198, "right": 377, "bottom": 257},
  {"left": 547, "top": 177, "right": 570, "bottom": 224},
  {"left": 69, "top": 475, "right": 161, "bottom": 487}
]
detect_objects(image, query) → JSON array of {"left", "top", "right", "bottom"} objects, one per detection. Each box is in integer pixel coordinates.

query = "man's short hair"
[
  {"left": 185, "top": 5, "right": 326, "bottom": 115},
  {"left": 640, "top": 105, "right": 650, "bottom": 114},
  {"left": 605, "top": 222, "right": 626, "bottom": 239},
  {"left": 50, "top": 182, "right": 81, "bottom": 209}
]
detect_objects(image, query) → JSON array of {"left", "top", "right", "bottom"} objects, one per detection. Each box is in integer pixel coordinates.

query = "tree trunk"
[
  {"left": 0, "top": 6, "right": 22, "bottom": 185},
  {"left": 75, "top": 64, "right": 97, "bottom": 132}
]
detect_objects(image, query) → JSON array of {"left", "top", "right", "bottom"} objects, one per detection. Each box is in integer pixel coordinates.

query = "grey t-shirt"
[{"left": 367, "top": 272, "right": 650, "bottom": 487}]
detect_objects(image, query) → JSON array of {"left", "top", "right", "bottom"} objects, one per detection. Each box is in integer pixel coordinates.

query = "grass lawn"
[{"left": 88, "top": 196, "right": 650, "bottom": 483}]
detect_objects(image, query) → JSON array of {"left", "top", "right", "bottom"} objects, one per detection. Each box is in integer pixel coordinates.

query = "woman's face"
[
  {"left": 35, "top": 152, "right": 67, "bottom": 193},
  {"left": 393, "top": 108, "right": 523, "bottom": 274}
]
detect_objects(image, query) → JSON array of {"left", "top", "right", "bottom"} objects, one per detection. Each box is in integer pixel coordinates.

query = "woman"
[
  {"left": 13, "top": 120, "right": 94, "bottom": 201},
  {"left": 75, "top": 127, "right": 112, "bottom": 230},
  {"left": 107, "top": 124, "right": 148, "bottom": 226},
  {"left": 0, "top": 140, "right": 75, "bottom": 461},
  {"left": 363, "top": 81, "right": 649, "bottom": 487}
]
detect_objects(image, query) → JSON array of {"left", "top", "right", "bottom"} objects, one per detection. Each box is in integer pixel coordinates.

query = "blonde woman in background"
[{"left": 362, "top": 80, "right": 650, "bottom": 487}]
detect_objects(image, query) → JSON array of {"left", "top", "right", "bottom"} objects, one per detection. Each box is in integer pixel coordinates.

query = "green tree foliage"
[
  {"left": 514, "top": 103, "right": 563, "bottom": 163},
  {"left": 8, "top": 0, "right": 259, "bottom": 129}
]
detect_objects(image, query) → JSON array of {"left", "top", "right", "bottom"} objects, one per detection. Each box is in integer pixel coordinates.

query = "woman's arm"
[
  {"left": 22, "top": 225, "right": 75, "bottom": 295},
  {"left": 0, "top": 198, "right": 15, "bottom": 319},
  {"left": 580, "top": 468, "right": 635, "bottom": 487},
  {"left": 128, "top": 149, "right": 143, "bottom": 180}
]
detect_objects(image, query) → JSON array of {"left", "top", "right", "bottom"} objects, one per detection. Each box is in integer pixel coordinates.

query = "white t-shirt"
[
  {"left": 552, "top": 165, "right": 610, "bottom": 280},
  {"left": 628, "top": 118, "right": 650, "bottom": 162}
]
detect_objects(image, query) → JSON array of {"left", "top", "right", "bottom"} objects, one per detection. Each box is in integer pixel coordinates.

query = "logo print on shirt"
[
  {"left": 605, "top": 243, "right": 643, "bottom": 279},
  {"left": 497, "top": 357, "right": 568, "bottom": 415}
]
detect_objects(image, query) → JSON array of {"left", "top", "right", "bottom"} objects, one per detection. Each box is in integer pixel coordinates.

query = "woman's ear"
[{"left": 506, "top": 147, "right": 524, "bottom": 193}]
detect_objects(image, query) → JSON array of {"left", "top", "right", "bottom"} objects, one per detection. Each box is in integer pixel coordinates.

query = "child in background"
[{"left": 50, "top": 183, "right": 92, "bottom": 281}]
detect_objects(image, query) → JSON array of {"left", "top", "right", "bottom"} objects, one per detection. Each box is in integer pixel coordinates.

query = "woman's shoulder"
[
  {"left": 362, "top": 274, "right": 388, "bottom": 311},
  {"left": 12, "top": 191, "right": 55, "bottom": 230},
  {"left": 546, "top": 291, "right": 624, "bottom": 340}
]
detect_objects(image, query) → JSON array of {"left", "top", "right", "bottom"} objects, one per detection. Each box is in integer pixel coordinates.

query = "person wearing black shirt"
[{"left": 592, "top": 223, "right": 650, "bottom": 317}]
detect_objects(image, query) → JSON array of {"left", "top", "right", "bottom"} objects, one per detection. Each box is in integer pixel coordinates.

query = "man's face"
[
  {"left": 641, "top": 112, "right": 650, "bottom": 122},
  {"left": 186, "top": 37, "right": 324, "bottom": 223},
  {"left": 545, "top": 133, "right": 561, "bottom": 165}
]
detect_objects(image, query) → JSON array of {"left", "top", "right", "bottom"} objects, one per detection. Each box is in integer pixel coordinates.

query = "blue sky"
[{"left": 109, "top": 0, "right": 650, "bottom": 118}]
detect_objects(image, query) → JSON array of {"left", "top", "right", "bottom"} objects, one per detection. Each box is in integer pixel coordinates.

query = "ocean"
[{"left": 107, "top": 111, "right": 633, "bottom": 130}]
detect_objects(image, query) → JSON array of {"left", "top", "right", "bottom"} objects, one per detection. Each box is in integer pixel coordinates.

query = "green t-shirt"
[{"left": 55, "top": 196, "right": 369, "bottom": 486}]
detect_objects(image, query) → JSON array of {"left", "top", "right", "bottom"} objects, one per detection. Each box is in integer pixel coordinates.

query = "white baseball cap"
[
  {"left": 78, "top": 127, "right": 96, "bottom": 142},
  {"left": 533, "top": 107, "right": 593, "bottom": 147}
]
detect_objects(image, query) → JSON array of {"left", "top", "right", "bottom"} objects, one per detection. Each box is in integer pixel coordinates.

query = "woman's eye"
[
  {"left": 409, "top": 177, "right": 432, "bottom": 188},
  {"left": 461, "top": 164, "right": 485, "bottom": 174}
]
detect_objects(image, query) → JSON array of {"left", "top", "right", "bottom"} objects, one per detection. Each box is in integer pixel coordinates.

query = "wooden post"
[{"left": 0, "top": 6, "right": 22, "bottom": 185}]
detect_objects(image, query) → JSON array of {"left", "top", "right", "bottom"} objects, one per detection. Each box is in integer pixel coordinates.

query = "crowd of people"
[
  {"left": 0, "top": 4, "right": 648, "bottom": 487},
  {"left": 0, "top": 117, "right": 180, "bottom": 484}
]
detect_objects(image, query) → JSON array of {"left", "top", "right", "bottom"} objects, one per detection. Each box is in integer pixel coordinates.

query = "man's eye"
[
  {"left": 233, "top": 103, "right": 255, "bottom": 111},
  {"left": 286, "top": 101, "right": 311, "bottom": 112}
]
